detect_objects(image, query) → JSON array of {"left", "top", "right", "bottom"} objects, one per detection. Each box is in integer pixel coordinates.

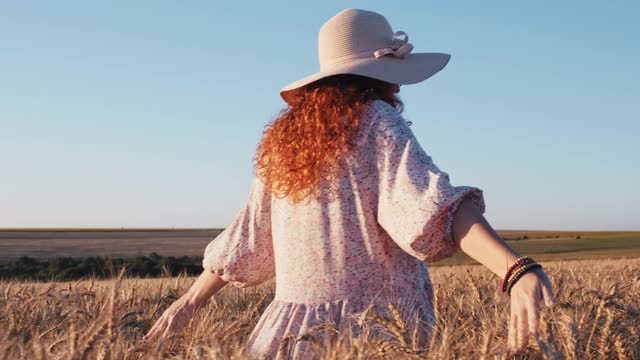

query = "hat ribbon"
[{"left": 373, "top": 31, "right": 414, "bottom": 59}]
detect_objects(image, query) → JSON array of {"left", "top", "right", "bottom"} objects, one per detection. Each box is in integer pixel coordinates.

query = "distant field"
[
  {"left": 0, "top": 229, "right": 222, "bottom": 261},
  {"left": 1, "top": 229, "right": 639, "bottom": 264},
  {"left": 437, "top": 231, "right": 640, "bottom": 265}
]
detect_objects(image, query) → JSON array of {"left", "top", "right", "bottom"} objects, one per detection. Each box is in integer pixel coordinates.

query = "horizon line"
[{"left": 0, "top": 227, "right": 638, "bottom": 233}]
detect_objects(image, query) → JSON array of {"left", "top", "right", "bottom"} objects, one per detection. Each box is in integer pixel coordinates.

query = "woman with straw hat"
[{"left": 140, "top": 8, "right": 556, "bottom": 358}]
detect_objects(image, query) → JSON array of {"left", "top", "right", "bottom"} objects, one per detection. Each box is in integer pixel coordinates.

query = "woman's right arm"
[
  {"left": 182, "top": 268, "right": 229, "bottom": 307},
  {"left": 139, "top": 269, "right": 228, "bottom": 346}
]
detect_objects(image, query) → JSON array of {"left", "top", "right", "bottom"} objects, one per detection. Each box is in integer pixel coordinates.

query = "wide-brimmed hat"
[{"left": 280, "top": 8, "right": 451, "bottom": 104}]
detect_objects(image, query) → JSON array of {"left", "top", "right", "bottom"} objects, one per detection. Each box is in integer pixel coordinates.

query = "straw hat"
[{"left": 280, "top": 8, "right": 451, "bottom": 104}]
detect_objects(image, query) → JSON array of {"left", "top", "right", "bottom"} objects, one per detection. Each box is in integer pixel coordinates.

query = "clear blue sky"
[{"left": 1, "top": 1, "right": 638, "bottom": 230}]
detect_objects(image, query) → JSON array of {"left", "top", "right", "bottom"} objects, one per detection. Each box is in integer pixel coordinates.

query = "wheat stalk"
[
  {"left": 479, "top": 328, "right": 493, "bottom": 360},
  {"left": 276, "top": 334, "right": 292, "bottom": 360},
  {"left": 598, "top": 308, "right": 614, "bottom": 358},
  {"left": 73, "top": 320, "right": 107, "bottom": 360},
  {"left": 585, "top": 296, "right": 606, "bottom": 354},
  {"left": 614, "top": 333, "right": 630, "bottom": 360},
  {"left": 558, "top": 311, "right": 578, "bottom": 360},
  {"left": 31, "top": 333, "right": 46, "bottom": 360},
  {"left": 69, "top": 316, "right": 78, "bottom": 354},
  {"left": 411, "top": 311, "right": 420, "bottom": 351}
]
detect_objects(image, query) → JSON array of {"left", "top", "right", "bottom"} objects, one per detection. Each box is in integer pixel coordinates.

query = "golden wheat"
[{"left": 0, "top": 258, "right": 638, "bottom": 359}]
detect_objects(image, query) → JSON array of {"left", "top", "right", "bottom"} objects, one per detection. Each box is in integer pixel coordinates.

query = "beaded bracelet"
[
  {"left": 506, "top": 263, "right": 542, "bottom": 296},
  {"left": 500, "top": 256, "right": 535, "bottom": 292}
]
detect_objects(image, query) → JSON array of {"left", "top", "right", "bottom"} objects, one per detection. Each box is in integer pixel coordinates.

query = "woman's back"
[{"left": 202, "top": 98, "right": 486, "bottom": 358}]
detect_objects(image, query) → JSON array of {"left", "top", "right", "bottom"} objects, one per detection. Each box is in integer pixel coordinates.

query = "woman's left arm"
[{"left": 451, "top": 197, "right": 557, "bottom": 354}]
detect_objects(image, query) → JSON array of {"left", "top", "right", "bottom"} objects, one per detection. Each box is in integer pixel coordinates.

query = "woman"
[{"left": 140, "top": 8, "right": 556, "bottom": 358}]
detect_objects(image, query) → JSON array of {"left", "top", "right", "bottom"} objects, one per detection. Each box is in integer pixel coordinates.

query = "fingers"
[
  {"left": 141, "top": 301, "right": 194, "bottom": 349},
  {"left": 143, "top": 317, "right": 168, "bottom": 344},
  {"left": 130, "top": 340, "right": 152, "bottom": 353},
  {"left": 509, "top": 298, "right": 534, "bottom": 354},
  {"left": 135, "top": 316, "right": 178, "bottom": 354},
  {"left": 160, "top": 319, "right": 177, "bottom": 341},
  {"left": 136, "top": 316, "right": 177, "bottom": 353},
  {"left": 527, "top": 299, "right": 540, "bottom": 338},
  {"left": 540, "top": 278, "right": 558, "bottom": 307},
  {"left": 506, "top": 270, "right": 558, "bottom": 355},
  {"left": 508, "top": 312, "right": 517, "bottom": 351},
  {"left": 516, "top": 307, "right": 528, "bottom": 352},
  {"left": 160, "top": 317, "right": 187, "bottom": 344}
]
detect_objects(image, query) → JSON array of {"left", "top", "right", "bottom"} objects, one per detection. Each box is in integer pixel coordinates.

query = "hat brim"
[{"left": 280, "top": 52, "right": 451, "bottom": 104}]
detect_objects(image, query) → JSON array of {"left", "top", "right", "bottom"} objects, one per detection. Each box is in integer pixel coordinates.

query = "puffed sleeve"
[
  {"left": 202, "top": 175, "right": 275, "bottom": 287},
  {"left": 373, "top": 101, "right": 486, "bottom": 262}
]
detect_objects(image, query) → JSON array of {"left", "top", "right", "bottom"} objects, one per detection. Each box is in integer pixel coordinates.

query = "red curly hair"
[{"left": 254, "top": 74, "right": 404, "bottom": 204}]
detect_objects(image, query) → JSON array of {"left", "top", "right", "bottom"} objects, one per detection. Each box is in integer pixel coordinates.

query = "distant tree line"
[
  {"left": 0, "top": 253, "right": 204, "bottom": 281},
  {"left": 504, "top": 235, "right": 530, "bottom": 240},
  {"left": 502, "top": 234, "right": 582, "bottom": 241}
]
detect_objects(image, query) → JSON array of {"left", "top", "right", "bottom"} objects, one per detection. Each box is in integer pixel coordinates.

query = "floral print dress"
[{"left": 202, "top": 99, "right": 486, "bottom": 359}]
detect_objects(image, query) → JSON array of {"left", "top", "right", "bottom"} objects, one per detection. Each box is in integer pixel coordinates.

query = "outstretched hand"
[
  {"left": 507, "top": 267, "right": 557, "bottom": 354},
  {"left": 134, "top": 296, "right": 199, "bottom": 351}
]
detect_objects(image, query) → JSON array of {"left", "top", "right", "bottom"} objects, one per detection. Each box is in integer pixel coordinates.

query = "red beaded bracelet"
[
  {"left": 506, "top": 263, "right": 542, "bottom": 295},
  {"left": 500, "top": 256, "right": 534, "bottom": 292}
]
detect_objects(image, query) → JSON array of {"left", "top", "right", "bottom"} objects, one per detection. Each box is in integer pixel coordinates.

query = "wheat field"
[{"left": 0, "top": 258, "right": 638, "bottom": 359}]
